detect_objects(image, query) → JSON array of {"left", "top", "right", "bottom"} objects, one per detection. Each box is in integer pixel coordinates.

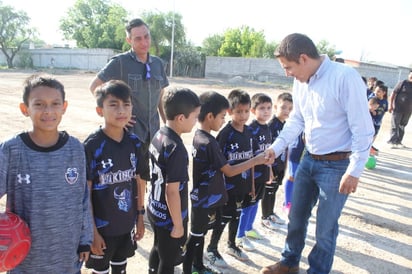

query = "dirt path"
[{"left": 0, "top": 70, "right": 411, "bottom": 274}]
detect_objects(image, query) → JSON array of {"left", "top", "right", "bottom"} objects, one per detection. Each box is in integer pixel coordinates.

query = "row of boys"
[{"left": 0, "top": 74, "right": 297, "bottom": 274}]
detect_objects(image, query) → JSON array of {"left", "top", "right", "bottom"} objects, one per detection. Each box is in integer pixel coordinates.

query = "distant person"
[
  {"left": 84, "top": 80, "right": 148, "bottom": 274},
  {"left": 368, "top": 84, "right": 388, "bottom": 153},
  {"left": 387, "top": 70, "right": 412, "bottom": 148},
  {"left": 0, "top": 75, "right": 93, "bottom": 273},
  {"left": 261, "top": 33, "right": 374, "bottom": 274},
  {"left": 184, "top": 91, "right": 267, "bottom": 274},
  {"left": 89, "top": 18, "right": 169, "bottom": 183},
  {"left": 147, "top": 88, "right": 200, "bottom": 274}
]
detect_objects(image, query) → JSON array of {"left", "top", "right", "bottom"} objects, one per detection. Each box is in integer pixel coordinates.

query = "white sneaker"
[
  {"left": 206, "top": 250, "right": 228, "bottom": 268},
  {"left": 269, "top": 213, "right": 286, "bottom": 225},
  {"left": 245, "top": 228, "right": 263, "bottom": 240},
  {"left": 226, "top": 245, "right": 248, "bottom": 261},
  {"left": 261, "top": 218, "right": 282, "bottom": 230},
  {"left": 236, "top": 236, "right": 255, "bottom": 251}
]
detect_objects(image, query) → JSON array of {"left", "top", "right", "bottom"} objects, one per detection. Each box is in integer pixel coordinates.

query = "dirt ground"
[{"left": 0, "top": 70, "right": 411, "bottom": 274}]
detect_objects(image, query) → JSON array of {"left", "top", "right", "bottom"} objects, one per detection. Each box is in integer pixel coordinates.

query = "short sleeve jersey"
[
  {"left": 84, "top": 128, "right": 147, "bottom": 236},
  {"left": 191, "top": 129, "right": 228, "bottom": 209},
  {"left": 216, "top": 122, "right": 256, "bottom": 196},
  {"left": 147, "top": 126, "right": 189, "bottom": 230},
  {"left": 393, "top": 80, "right": 412, "bottom": 113},
  {"left": 268, "top": 116, "right": 287, "bottom": 171},
  {"left": 248, "top": 120, "right": 271, "bottom": 184},
  {"left": 367, "top": 94, "right": 388, "bottom": 126}
]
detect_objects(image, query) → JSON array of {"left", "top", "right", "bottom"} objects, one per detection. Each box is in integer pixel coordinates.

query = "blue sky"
[{"left": 3, "top": 0, "right": 411, "bottom": 67}]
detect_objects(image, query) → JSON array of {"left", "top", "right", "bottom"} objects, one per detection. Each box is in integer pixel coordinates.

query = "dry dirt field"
[{"left": 0, "top": 70, "right": 411, "bottom": 274}]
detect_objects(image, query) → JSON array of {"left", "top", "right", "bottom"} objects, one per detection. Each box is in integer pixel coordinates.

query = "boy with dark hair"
[
  {"left": 84, "top": 80, "right": 147, "bottom": 274},
  {"left": 0, "top": 74, "right": 93, "bottom": 273},
  {"left": 147, "top": 88, "right": 201, "bottom": 274},
  {"left": 236, "top": 93, "right": 273, "bottom": 251},
  {"left": 205, "top": 89, "right": 257, "bottom": 263},
  {"left": 261, "top": 92, "right": 293, "bottom": 230},
  {"left": 184, "top": 91, "right": 267, "bottom": 273}
]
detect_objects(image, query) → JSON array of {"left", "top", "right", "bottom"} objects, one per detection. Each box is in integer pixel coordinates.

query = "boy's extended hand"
[
  {"left": 134, "top": 215, "right": 145, "bottom": 241},
  {"left": 91, "top": 232, "right": 106, "bottom": 255},
  {"left": 170, "top": 224, "right": 184, "bottom": 238}
]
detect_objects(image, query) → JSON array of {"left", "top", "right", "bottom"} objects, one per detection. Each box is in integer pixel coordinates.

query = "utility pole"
[{"left": 169, "top": 0, "right": 175, "bottom": 78}]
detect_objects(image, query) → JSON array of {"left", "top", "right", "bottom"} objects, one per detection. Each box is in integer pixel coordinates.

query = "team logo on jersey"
[
  {"left": 259, "top": 135, "right": 266, "bottom": 142},
  {"left": 17, "top": 174, "right": 31, "bottom": 184},
  {"left": 130, "top": 153, "right": 136, "bottom": 169},
  {"left": 101, "top": 159, "right": 113, "bottom": 169},
  {"left": 114, "top": 187, "right": 131, "bottom": 212},
  {"left": 65, "top": 168, "right": 79, "bottom": 184},
  {"left": 230, "top": 143, "right": 239, "bottom": 150}
]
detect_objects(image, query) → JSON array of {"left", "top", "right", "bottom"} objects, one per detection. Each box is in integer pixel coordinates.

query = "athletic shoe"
[
  {"left": 226, "top": 245, "right": 248, "bottom": 261},
  {"left": 205, "top": 250, "right": 228, "bottom": 268},
  {"left": 269, "top": 213, "right": 286, "bottom": 225},
  {"left": 236, "top": 236, "right": 255, "bottom": 251},
  {"left": 192, "top": 264, "right": 222, "bottom": 274},
  {"left": 261, "top": 218, "right": 282, "bottom": 230},
  {"left": 245, "top": 228, "right": 262, "bottom": 240}
]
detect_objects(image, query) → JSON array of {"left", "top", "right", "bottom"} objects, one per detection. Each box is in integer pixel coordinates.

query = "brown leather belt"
[{"left": 309, "top": 151, "right": 351, "bottom": 161}]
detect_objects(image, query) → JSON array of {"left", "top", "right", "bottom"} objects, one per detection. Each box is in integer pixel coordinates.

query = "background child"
[
  {"left": 84, "top": 80, "right": 147, "bottom": 274},
  {"left": 368, "top": 84, "right": 388, "bottom": 153},
  {"left": 206, "top": 89, "right": 256, "bottom": 263},
  {"left": 186, "top": 91, "right": 267, "bottom": 273},
  {"left": 261, "top": 92, "right": 293, "bottom": 229},
  {"left": 147, "top": 88, "right": 200, "bottom": 274},
  {"left": 0, "top": 74, "right": 92, "bottom": 273},
  {"left": 236, "top": 93, "right": 273, "bottom": 251}
]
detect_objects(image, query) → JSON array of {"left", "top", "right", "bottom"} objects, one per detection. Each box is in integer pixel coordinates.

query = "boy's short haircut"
[
  {"left": 94, "top": 80, "right": 131, "bottom": 107},
  {"left": 277, "top": 92, "right": 293, "bottom": 103},
  {"left": 251, "top": 93, "right": 272, "bottom": 109},
  {"left": 23, "top": 74, "right": 65, "bottom": 105},
  {"left": 198, "top": 91, "right": 229, "bottom": 122},
  {"left": 227, "top": 89, "right": 250, "bottom": 109},
  {"left": 163, "top": 87, "right": 201, "bottom": 120},
  {"left": 368, "top": 96, "right": 379, "bottom": 105},
  {"left": 376, "top": 84, "right": 388, "bottom": 93}
]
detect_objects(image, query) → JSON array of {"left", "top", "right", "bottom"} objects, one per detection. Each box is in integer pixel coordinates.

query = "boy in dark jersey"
[
  {"left": 236, "top": 93, "right": 273, "bottom": 251},
  {"left": 0, "top": 75, "right": 93, "bottom": 273},
  {"left": 84, "top": 80, "right": 148, "bottom": 274},
  {"left": 261, "top": 92, "right": 293, "bottom": 229},
  {"left": 184, "top": 91, "right": 267, "bottom": 273},
  {"left": 206, "top": 89, "right": 258, "bottom": 263},
  {"left": 147, "top": 88, "right": 201, "bottom": 274}
]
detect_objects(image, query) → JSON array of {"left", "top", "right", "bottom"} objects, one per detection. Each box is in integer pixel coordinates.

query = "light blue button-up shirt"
[{"left": 270, "top": 56, "right": 374, "bottom": 177}]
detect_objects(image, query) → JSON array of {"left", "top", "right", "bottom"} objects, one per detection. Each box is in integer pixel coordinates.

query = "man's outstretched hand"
[{"left": 264, "top": 148, "right": 276, "bottom": 165}]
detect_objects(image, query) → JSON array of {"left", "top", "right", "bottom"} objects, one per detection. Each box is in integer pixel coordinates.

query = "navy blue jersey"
[
  {"left": 248, "top": 120, "right": 271, "bottom": 184},
  {"left": 191, "top": 129, "right": 228, "bottom": 209},
  {"left": 84, "top": 128, "right": 147, "bottom": 236},
  {"left": 216, "top": 122, "right": 257, "bottom": 196},
  {"left": 368, "top": 94, "right": 388, "bottom": 126},
  {"left": 147, "top": 126, "right": 189, "bottom": 230},
  {"left": 268, "top": 116, "right": 287, "bottom": 172}
]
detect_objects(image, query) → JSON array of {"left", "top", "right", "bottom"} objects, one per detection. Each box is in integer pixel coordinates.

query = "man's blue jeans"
[{"left": 281, "top": 152, "right": 349, "bottom": 274}]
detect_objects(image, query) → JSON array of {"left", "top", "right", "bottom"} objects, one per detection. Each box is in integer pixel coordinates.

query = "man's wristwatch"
[{"left": 137, "top": 208, "right": 145, "bottom": 215}]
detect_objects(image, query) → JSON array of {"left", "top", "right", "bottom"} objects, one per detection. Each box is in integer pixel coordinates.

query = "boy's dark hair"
[
  {"left": 369, "top": 96, "right": 379, "bottom": 105},
  {"left": 163, "top": 87, "right": 200, "bottom": 120},
  {"left": 198, "top": 91, "right": 229, "bottom": 122},
  {"left": 277, "top": 92, "right": 293, "bottom": 103},
  {"left": 94, "top": 80, "right": 131, "bottom": 108},
  {"left": 376, "top": 84, "right": 388, "bottom": 99},
  {"left": 227, "top": 89, "right": 250, "bottom": 109},
  {"left": 23, "top": 74, "right": 65, "bottom": 105},
  {"left": 251, "top": 93, "right": 272, "bottom": 109},
  {"left": 274, "top": 33, "right": 320, "bottom": 63},
  {"left": 126, "top": 18, "right": 148, "bottom": 36}
]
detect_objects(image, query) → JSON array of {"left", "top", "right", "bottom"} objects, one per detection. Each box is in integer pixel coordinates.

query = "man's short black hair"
[{"left": 126, "top": 18, "right": 148, "bottom": 34}]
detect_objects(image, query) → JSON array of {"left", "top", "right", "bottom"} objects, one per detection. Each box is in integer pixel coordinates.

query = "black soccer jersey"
[
  {"left": 268, "top": 116, "right": 287, "bottom": 172},
  {"left": 248, "top": 120, "right": 271, "bottom": 184},
  {"left": 191, "top": 129, "right": 228, "bottom": 210},
  {"left": 216, "top": 122, "right": 257, "bottom": 196},
  {"left": 84, "top": 128, "right": 147, "bottom": 236},
  {"left": 147, "top": 126, "right": 189, "bottom": 230}
]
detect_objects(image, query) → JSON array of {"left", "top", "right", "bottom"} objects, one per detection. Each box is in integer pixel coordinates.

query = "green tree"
[
  {"left": 316, "top": 39, "right": 337, "bottom": 60},
  {"left": 201, "top": 34, "right": 224, "bottom": 56},
  {"left": 141, "top": 11, "right": 186, "bottom": 57},
  {"left": 60, "top": 0, "right": 127, "bottom": 49},
  {"left": 0, "top": 2, "right": 35, "bottom": 68}
]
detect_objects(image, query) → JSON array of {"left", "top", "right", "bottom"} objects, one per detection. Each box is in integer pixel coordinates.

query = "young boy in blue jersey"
[
  {"left": 368, "top": 84, "right": 388, "bottom": 154},
  {"left": 205, "top": 89, "right": 258, "bottom": 263},
  {"left": 261, "top": 92, "right": 293, "bottom": 229},
  {"left": 235, "top": 93, "right": 273, "bottom": 251},
  {"left": 84, "top": 80, "right": 148, "bottom": 274},
  {"left": 184, "top": 91, "right": 267, "bottom": 273},
  {"left": 0, "top": 74, "right": 93, "bottom": 273},
  {"left": 147, "top": 88, "right": 201, "bottom": 274}
]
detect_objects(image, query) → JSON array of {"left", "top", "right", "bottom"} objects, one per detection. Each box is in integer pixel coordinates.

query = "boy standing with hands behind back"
[
  {"left": 147, "top": 88, "right": 201, "bottom": 274},
  {"left": 84, "top": 80, "right": 147, "bottom": 274}
]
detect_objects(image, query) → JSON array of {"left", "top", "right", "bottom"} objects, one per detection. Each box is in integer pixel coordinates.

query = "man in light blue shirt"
[{"left": 261, "top": 33, "right": 374, "bottom": 274}]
